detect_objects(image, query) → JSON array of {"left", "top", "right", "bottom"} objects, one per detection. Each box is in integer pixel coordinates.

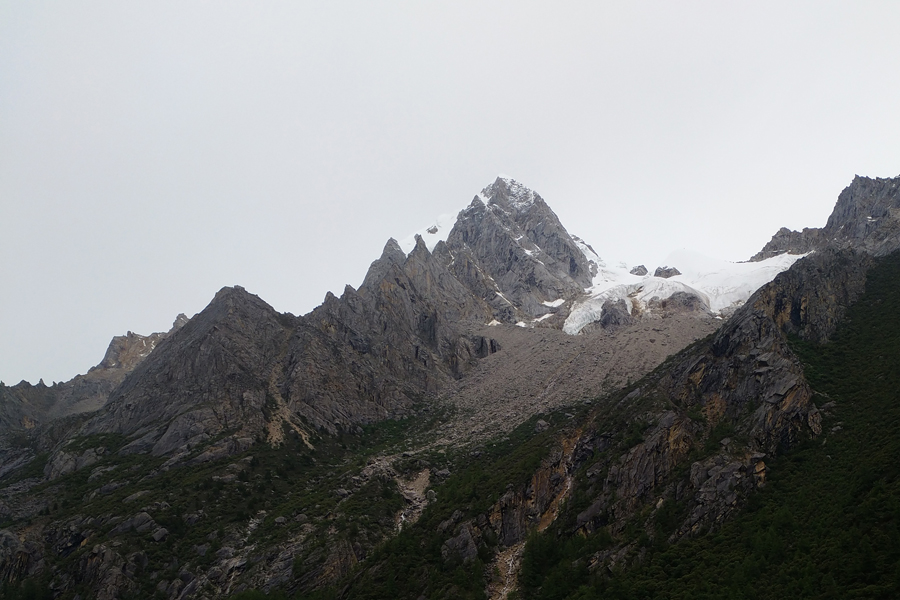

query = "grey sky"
[{"left": 2, "top": 2, "right": 900, "bottom": 385}]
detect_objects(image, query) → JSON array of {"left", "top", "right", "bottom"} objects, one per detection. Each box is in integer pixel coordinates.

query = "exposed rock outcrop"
[
  {"left": 653, "top": 266, "right": 682, "bottom": 279},
  {"left": 752, "top": 174, "right": 900, "bottom": 261},
  {"left": 598, "top": 299, "right": 635, "bottom": 331},
  {"left": 445, "top": 177, "right": 594, "bottom": 322},
  {"left": 561, "top": 242, "right": 876, "bottom": 557},
  {"left": 82, "top": 286, "right": 293, "bottom": 456},
  {"left": 0, "top": 315, "right": 187, "bottom": 431},
  {"left": 79, "top": 233, "right": 498, "bottom": 455},
  {"left": 646, "top": 291, "right": 710, "bottom": 317},
  {"left": 629, "top": 265, "right": 648, "bottom": 276}
]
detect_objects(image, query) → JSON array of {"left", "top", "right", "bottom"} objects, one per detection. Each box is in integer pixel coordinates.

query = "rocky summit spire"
[
  {"left": 444, "top": 176, "right": 594, "bottom": 322},
  {"left": 479, "top": 176, "right": 540, "bottom": 213},
  {"left": 359, "top": 237, "right": 407, "bottom": 292}
]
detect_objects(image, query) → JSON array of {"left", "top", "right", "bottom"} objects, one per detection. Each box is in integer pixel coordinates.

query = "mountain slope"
[
  {"left": 516, "top": 249, "right": 900, "bottom": 600},
  {"left": 0, "top": 316, "right": 186, "bottom": 435},
  {"left": 2, "top": 173, "right": 897, "bottom": 600},
  {"left": 752, "top": 174, "right": 900, "bottom": 261},
  {"left": 325, "top": 178, "right": 900, "bottom": 600},
  {"left": 80, "top": 235, "right": 498, "bottom": 458},
  {"left": 83, "top": 286, "right": 296, "bottom": 456}
]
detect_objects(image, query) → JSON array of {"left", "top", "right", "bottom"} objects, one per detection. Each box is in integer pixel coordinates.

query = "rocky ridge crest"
[
  {"left": 2, "top": 173, "right": 899, "bottom": 599},
  {"left": 0, "top": 316, "right": 187, "bottom": 432},
  {"left": 752, "top": 174, "right": 900, "bottom": 260}
]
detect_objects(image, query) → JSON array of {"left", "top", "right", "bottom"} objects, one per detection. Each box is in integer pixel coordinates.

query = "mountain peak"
[
  {"left": 752, "top": 173, "right": 900, "bottom": 261},
  {"left": 212, "top": 284, "right": 249, "bottom": 302},
  {"left": 381, "top": 238, "right": 406, "bottom": 261},
  {"left": 480, "top": 176, "right": 541, "bottom": 213}
]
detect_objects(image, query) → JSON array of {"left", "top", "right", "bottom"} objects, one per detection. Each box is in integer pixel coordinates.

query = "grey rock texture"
[
  {"left": 75, "top": 543, "right": 135, "bottom": 600},
  {"left": 53, "top": 178, "right": 600, "bottom": 458},
  {"left": 748, "top": 247, "right": 873, "bottom": 343},
  {"left": 598, "top": 299, "right": 635, "bottom": 331},
  {"left": 441, "top": 524, "right": 479, "bottom": 564},
  {"left": 444, "top": 177, "right": 594, "bottom": 322},
  {"left": 3, "top": 177, "right": 602, "bottom": 463},
  {"left": 0, "top": 528, "right": 42, "bottom": 583},
  {"left": 653, "top": 266, "right": 682, "bottom": 278},
  {"left": 646, "top": 291, "right": 710, "bottom": 317},
  {"left": 437, "top": 314, "right": 719, "bottom": 446},
  {"left": 629, "top": 265, "right": 648, "bottom": 276},
  {"left": 517, "top": 177, "right": 900, "bottom": 571},
  {"left": 749, "top": 226, "right": 825, "bottom": 261},
  {"left": 43, "top": 446, "right": 106, "bottom": 479},
  {"left": 82, "top": 286, "right": 293, "bottom": 456},
  {"left": 752, "top": 174, "right": 900, "bottom": 261},
  {"left": 562, "top": 244, "right": 880, "bottom": 556},
  {"left": 79, "top": 233, "right": 500, "bottom": 456},
  {"left": 658, "top": 277, "right": 817, "bottom": 455},
  {"left": 0, "top": 315, "right": 187, "bottom": 431}
]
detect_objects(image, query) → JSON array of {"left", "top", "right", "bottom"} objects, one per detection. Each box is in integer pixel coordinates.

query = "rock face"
[
  {"left": 83, "top": 287, "right": 293, "bottom": 456},
  {"left": 0, "top": 316, "right": 187, "bottom": 431},
  {"left": 629, "top": 265, "right": 648, "bottom": 276},
  {"left": 646, "top": 291, "right": 709, "bottom": 317},
  {"left": 43, "top": 446, "right": 106, "bottom": 480},
  {"left": 653, "top": 266, "right": 681, "bottom": 278},
  {"left": 547, "top": 178, "right": 900, "bottom": 560},
  {"left": 598, "top": 299, "right": 635, "bottom": 331},
  {"left": 81, "top": 234, "right": 500, "bottom": 456},
  {"left": 749, "top": 247, "right": 873, "bottom": 343},
  {"left": 752, "top": 174, "right": 900, "bottom": 261},
  {"left": 658, "top": 274, "right": 818, "bottom": 455},
  {"left": 526, "top": 243, "right": 874, "bottom": 567},
  {"left": 436, "top": 439, "right": 576, "bottom": 581},
  {"left": 444, "top": 177, "right": 594, "bottom": 322},
  {"left": 45, "top": 178, "right": 597, "bottom": 458},
  {"left": 749, "top": 226, "right": 825, "bottom": 261},
  {"left": 1, "top": 176, "right": 678, "bottom": 459}
]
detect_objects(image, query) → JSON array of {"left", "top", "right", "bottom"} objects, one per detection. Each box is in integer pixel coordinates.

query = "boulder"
[{"left": 654, "top": 266, "right": 682, "bottom": 279}]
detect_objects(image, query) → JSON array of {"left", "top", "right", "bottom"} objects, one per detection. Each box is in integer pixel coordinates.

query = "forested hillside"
[{"left": 516, "top": 251, "right": 900, "bottom": 600}]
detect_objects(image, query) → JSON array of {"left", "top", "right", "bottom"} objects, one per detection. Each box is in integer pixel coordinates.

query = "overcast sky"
[{"left": 2, "top": 2, "right": 900, "bottom": 385}]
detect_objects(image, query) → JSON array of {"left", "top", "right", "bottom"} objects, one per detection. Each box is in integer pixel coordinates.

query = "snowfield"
[{"left": 563, "top": 250, "right": 807, "bottom": 334}]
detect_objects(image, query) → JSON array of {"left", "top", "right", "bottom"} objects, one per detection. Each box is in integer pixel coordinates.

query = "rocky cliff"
[
  {"left": 2, "top": 173, "right": 897, "bottom": 600},
  {"left": 80, "top": 233, "right": 498, "bottom": 458},
  {"left": 491, "top": 175, "right": 900, "bottom": 577},
  {"left": 0, "top": 317, "right": 187, "bottom": 432},
  {"left": 752, "top": 174, "right": 900, "bottom": 261},
  {"left": 444, "top": 177, "right": 594, "bottom": 323},
  {"left": 32, "top": 178, "right": 600, "bottom": 461}
]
